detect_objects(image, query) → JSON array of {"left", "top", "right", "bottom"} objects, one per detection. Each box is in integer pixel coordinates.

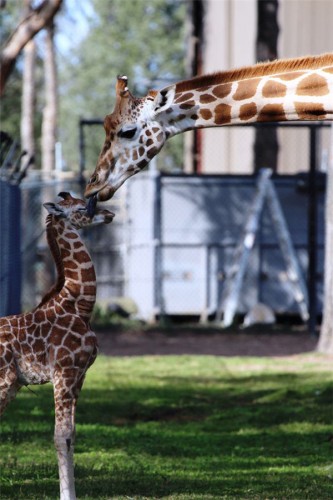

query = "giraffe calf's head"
[
  {"left": 84, "top": 75, "right": 176, "bottom": 202},
  {"left": 43, "top": 192, "right": 115, "bottom": 228}
]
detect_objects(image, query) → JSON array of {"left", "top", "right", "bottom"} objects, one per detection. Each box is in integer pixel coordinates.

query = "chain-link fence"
[
  {"left": 125, "top": 123, "right": 331, "bottom": 331},
  {"left": 1, "top": 123, "right": 331, "bottom": 328}
]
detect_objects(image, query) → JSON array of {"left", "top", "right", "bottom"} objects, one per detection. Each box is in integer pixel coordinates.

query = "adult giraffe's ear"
[
  {"left": 43, "top": 202, "right": 65, "bottom": 216},
  {"left": 153, "top": 85, "right": 176, "bottom": 115}
]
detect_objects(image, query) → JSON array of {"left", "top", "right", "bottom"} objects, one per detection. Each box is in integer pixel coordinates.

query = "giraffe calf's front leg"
[
  {"left": 54, "top": 407, "right": 76, "bottom": 500},
  {"left": 54, "top": 434, "right": 76, "bottom": 500}
]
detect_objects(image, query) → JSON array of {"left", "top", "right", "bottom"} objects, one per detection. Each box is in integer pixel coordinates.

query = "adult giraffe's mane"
[
  {"left": 175, "top": 53, "right": 333, "bottom": 93},
  {"left": 35, "top": 214, "right": 65, "bottom": 308}
]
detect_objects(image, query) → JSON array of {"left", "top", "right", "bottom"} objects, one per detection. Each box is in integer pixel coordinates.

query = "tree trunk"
[
  {"left": 20, "top": 39, "right": 36, "bottom": 165},
  {"left": 0, "top": 0, "right": 62, "bottom": 96},
  {"left": 41, "top": 23, "right": 57, "bottom": 176},
  {"left": 317, "top": 126, "right": 333, "bottom": 354},
  {"left": 254, "top": 0, "right": 279, "bottom": 171}
]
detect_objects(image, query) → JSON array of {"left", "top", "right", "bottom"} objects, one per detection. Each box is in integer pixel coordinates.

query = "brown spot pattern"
[
  {"left": 262, "top": 80, "right": 287, "bottom": 98},
  {"left": 147, "top": 147, "right": 158, "bottom": 159},
  {"left": 175, "top": 92, "right": 194, "bottom": 104},
  {"left": 278, "top": 71, "right": 305, "bottom": 81},
  {"left": 295, "top": 101, "right": 326, "bottom": 120},
  {"left": 200, "top": 109, "right": 213, "bottom": 120},
  {"left": 233, "top": 78, "right": 261, "bottom": 101},
  {"left": 296, "top": 74, "right": 330, "bottom": 96},
  {"left": 215, "top": 103, "right": 232, "bottom": 125},
  {"left": 258, "top": 104, "right": 287, "bottom": 122},
  {"left": 239, "top": 102, "right": 258, "bottom": 121},
  {"left": 212, "top": 83, "right": 232, "bottom": 99},
  {"left": 179, "top": 101, "right": 195, "bottom": 110},
  {"left": 199, "top": 93, "right": 217, "bottom": 104}
]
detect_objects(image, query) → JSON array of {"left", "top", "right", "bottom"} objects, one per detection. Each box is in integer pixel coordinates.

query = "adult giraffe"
[{"left": 84, "top": 53, "right": 333, "bottom": 205}]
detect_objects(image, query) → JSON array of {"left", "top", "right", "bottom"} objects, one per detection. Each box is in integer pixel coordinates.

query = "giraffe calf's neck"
[{"left": 50, "top": 215, "right": 97, "bottom": 320}]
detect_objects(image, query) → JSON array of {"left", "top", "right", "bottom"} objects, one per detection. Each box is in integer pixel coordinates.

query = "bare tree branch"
[{"left": 0, "top": 0, "right": 63, "bottom": 96}]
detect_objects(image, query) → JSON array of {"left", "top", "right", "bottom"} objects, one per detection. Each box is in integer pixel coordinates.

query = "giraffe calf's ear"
[
  {"left": 43, "top": 202, "right": 65, "bottom": 216},
  {"left": 57, "top": 192, "right": 72, "bottom": 200},
  {"left": 153, "top": 85, "right": 176, "bottom": 115}
]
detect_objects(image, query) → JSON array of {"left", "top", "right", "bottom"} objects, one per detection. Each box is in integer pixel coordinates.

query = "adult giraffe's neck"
[
  {"left": 164, "top": 53, "right": 333, "bottom": 136},
  {"left": 49, "top": 215, "right": 97, "bottom": 319}
]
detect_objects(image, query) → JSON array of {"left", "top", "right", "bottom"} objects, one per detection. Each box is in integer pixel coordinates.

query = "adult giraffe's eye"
[{"left": 117, "top": 127, "right": 137, "bottom": 139}]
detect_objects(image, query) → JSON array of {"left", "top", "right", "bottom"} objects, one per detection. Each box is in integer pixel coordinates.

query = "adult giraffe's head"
[
  {"left": 84, "top": 75, "right": 177, "bottom": 203},
  {"left": 85, "top": 54, "right": 333, "bottom": 205}
]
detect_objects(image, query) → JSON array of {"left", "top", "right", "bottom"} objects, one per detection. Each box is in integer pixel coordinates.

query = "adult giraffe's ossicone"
[{"left": 85, "top": 53, "right": 333, "bottom": 204}]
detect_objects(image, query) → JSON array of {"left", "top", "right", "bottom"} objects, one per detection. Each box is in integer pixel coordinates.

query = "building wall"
[
  {"left": 201, "top": 0, "right": 257, "bottom": 174},
  {"left": 278, "top": 0, "right": 333, "bottom": 174},
  {"left": 199, "top": 0, "right": 333, "bottom": 175}
]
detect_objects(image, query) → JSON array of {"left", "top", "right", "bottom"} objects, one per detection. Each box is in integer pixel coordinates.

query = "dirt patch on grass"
[{"left": 95, "top": 325, "right": 320, "bottom": 357}]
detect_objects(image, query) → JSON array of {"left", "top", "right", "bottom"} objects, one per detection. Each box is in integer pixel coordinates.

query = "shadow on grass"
[{"left": 1, "top": 367, "right": 332, "bottom": 499}]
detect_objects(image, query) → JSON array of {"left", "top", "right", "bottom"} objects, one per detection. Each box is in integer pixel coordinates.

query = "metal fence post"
[
  {"left": 152, "top": 167, "right": 163, "bottom": 319},
  {"left": 308, "top": 125, "right": 320, "bottom": 336},
  {"left": 0, "top": 181, "right": 21, "bottom": 316}
]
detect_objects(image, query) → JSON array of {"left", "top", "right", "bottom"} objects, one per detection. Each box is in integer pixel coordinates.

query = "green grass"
[{"left": 1, "top": 354, "right": 332, "bottom": 499}]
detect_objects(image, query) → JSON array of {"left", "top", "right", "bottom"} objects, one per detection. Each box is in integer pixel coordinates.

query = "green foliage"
[
  {"left": 1, "top": 354, "right": 332, "bottom": 499},
  {"left": 91, "top": 300, "right": 142, "bottom": 329},
  {"left": 58, "top": 0, "right": 187, "bottom": 172},
  {"left": 0, "top": 3, "right": 45, "bottom": 160},
  {"left": 0, "top": 2, "right": 24, "bottom": 141},
  {"left": 0, "top": 68, "right": 22, "bottom": 139}
]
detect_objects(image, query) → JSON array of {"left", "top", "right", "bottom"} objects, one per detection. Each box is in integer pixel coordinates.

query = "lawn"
[{"left": 0, "top": 353, "right": 332, "bottom": 499}]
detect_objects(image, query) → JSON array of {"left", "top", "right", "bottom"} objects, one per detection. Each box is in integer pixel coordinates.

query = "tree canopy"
[
  {"left": 1, "top": 0, "right": 187, "bottom": 171},
  {"left": 58, "top": 0, "right": 187, "bottom": 171}
]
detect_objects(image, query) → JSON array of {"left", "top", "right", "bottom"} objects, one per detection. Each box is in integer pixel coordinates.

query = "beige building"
[{"left": 193, "top": 0, "right": 333, "bottom": 175}]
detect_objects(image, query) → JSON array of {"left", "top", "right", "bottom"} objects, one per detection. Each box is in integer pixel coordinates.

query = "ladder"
[{"left": 217, "top": 168, "right": 309, "bottom": 327}]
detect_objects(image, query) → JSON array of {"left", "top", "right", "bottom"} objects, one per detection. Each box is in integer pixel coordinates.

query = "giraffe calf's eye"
[{"left": 118, "top": 127, "right": 137, "bottom": 139}]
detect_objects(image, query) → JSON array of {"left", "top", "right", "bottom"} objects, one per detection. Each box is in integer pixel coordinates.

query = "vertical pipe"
[
  {"left": 152, "top": 169, "right": 162, "bottom": 317},
  {"left": 200, "top": 244, "right": 210, "bottom": 322},
  {"left": 308, "top": 125, "right": 319, "bottom": 336},
  {"left": 79, "top": 119, "right": 86, "bottom": 191}
]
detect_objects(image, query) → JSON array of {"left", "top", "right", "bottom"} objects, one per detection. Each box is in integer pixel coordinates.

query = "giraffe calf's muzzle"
[{"left": 102, "top": 210, "right": 115, "bottom": 224}]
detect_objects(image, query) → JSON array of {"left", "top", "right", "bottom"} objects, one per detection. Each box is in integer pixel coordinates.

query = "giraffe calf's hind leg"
[{"left": 0, "top": 342, "right": 21, "bottom": 416}]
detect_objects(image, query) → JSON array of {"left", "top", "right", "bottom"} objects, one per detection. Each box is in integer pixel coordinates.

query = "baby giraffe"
[{"left": 0, "top": 192, "right": 114, "bottom": 500}]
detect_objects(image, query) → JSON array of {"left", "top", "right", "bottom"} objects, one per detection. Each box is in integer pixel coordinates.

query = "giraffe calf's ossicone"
[{"left": 0, "top": 192, "right": 114, "bottom": 500}]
